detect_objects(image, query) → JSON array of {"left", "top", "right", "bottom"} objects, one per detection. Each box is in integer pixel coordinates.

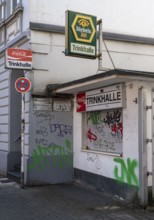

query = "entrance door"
[{"left": 27, "top": 98, "right": 73, "bottom": 185}]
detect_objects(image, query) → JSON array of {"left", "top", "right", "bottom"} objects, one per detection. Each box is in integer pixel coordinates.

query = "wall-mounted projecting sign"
[
  {"left": 5, "top": 48, "right": 32, "bottom": 70},
  {"left": 65, "top": 10, "right": 97, "bottom": 59}
]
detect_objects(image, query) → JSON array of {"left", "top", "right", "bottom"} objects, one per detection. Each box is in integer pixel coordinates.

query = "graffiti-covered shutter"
[
  {"left": 85, "top": 109, "right": 123, "bottom": 155},
  {"left": 27, "top": 98, "right": 73, "bottom": 185}
]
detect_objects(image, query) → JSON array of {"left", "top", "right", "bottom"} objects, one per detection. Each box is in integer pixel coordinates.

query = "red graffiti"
[
  {"left": 87, "top": 128, "right": 97, "bottom": 142},
  {"left": 111, "top": 123, "right": 123, "bottom": 135}
]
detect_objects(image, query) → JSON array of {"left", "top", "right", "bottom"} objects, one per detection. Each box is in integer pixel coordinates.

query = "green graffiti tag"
[
  {"left": 87, "top": 112, "right": 102, "bottom": 125},
  {"left": 28, "top": 139, "right": 72, "bottom": 172},
  {"left": 113, "top": 158, "right": 139, "bottom": 187}
]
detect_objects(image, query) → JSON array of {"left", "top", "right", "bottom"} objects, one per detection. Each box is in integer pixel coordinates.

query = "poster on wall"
[{"left": 86, "top": 109, "right": 123, "bottom": 154}]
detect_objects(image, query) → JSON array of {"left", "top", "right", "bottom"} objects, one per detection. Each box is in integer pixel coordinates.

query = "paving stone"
[{"left": 0, "top": 178, "right": 154, "bottom": 220}]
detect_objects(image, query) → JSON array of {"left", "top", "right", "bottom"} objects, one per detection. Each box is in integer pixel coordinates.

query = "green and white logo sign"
[{"left": 65, "top": 10, "right": 97, "bottom": 59}]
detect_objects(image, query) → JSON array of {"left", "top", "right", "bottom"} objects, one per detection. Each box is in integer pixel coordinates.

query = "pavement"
[{"left": 0, "top": 176, "right": 154, "bottom": 220}]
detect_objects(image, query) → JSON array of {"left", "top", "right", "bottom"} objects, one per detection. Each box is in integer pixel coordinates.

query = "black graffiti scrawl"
[
  {"left": 103, "top": 110, "right": 123, "bottom": 137},
  {"left": 87, "top": 109, "right": 123, "bottom": 154}
]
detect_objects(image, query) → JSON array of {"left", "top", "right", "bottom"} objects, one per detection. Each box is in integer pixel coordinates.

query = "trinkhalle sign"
[
  {"left": 76, "top": 84, "right": 126, "bottom": 112},
  {"left": 5, "top": 48, "right": 32, "bottom": 70}
]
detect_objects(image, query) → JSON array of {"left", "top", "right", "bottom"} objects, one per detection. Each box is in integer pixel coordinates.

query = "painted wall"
[
  {"left": 73, "top": 80, "right": 153, "bottom": 188},
  {"left": 31, "top": 30, "right": 154, "bottom": 95},
  {"left": 0, "top": 55, "right": 10, "bottom": 173},
  {"left": 0, "top": 40, "right": 30, "bottom": 173},
  {"left": 31, "top": 31, "right": 97, "bottom": 94},
  {"left": 29, "top": 0, "right": 154, "bottom": 95},
  {"left": 30, "top": 0, "right": 154, "bottom": 38}
]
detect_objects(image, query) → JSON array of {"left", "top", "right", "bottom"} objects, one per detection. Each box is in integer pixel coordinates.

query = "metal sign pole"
[
  {"left": 6, "top": 48, "right": 32, "bottom": 189},
  {"left": 97, "top": 19, "right": 103, "bottom": 71},
  {"left": 97, "top": 19, "right": 113, "bottom": 72},
  {"left": 21, "top": 92, "right": 25, "bottom": 188},
  {"left": 15, "top": 76, "right": 31, "bottom": 188}
]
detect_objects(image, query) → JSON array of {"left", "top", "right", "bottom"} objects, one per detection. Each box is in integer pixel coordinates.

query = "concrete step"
[
  {"left": 15, "top": 164, "right": 21, "bottom": 172},
  {"left": 7, "top": 170, "right": 21, "bottom": 183}
]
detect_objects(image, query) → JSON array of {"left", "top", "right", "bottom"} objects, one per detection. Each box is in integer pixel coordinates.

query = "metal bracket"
[
  {"left": 147, "top": 139, "right": 152, "bottom": 143},
  {"left": 147, "top": 171, "right": 153, "bottom": 176},
  {"left": 133, "top": 98, "right": 137, "bottom": 104},
  {"left": 96, "top": 53, "right": 101, "bottom": 58},
  {"left": 146, "top": 106, "right": 152, "bottom": 110},
  {"left": 97, "top": 19, "right": 102, "bottom": 25}
]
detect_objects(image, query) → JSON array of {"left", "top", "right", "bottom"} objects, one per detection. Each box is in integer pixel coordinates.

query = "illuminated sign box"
[
  {"left": 65, "top": 10, "right": 97, "bottom": 59},
  {"left": 5, "top": 48, "right": 32, "bottom": 70},
  {"left": 76, "top": 84, "right": 126, "bottom": 112}
]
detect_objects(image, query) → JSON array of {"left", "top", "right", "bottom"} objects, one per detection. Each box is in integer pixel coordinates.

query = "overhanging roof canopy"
[{"left": 47, "top": 69, "right": 154, "bottom": 95}]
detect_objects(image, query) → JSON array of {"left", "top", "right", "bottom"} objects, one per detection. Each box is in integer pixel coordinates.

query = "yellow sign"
[{"left": 71, "top": 15, "right": 96, "bottom": 43}]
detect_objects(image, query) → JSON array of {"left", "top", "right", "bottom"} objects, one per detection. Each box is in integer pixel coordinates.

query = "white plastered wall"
[
  {"left": 30, "top": 30, "right": 154, "bottom": 95},
  {"left": 73, "top": 80, "right": 153, "bottom": 187},
  {"left": 30, "top": 0, "right": 154, "bottom": 38}
]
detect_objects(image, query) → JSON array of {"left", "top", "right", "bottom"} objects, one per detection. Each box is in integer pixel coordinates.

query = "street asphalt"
[{"left": 0, "top": 175, "right": 154, "bottom": 220}]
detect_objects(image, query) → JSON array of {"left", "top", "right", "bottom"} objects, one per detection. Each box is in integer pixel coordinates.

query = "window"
[
  {"left": 12, "top": 0, "right": 20, "bottom": 11},
  {"left": 0, "top": 0, "right": 5, "bottom": 20},
  {"left": 0, "top": 28, "right": 5, "bottom": 45},
  {"left": 6, "top": 0, "right": 20, "bottom": 17},
  {"left": 83, "top": 109, "right": 123, "bottom": 155}
]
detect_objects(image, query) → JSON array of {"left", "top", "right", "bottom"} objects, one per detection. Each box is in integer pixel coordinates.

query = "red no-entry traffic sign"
[{"left": 15, "top": 77, "right": 31, "bottom": 93}]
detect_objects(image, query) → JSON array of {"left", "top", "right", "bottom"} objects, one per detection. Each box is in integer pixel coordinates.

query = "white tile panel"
[
  {"left": 0, "top": 88, "right": 9, "bottom": 98},
  {"left": 0, "top": 125, "right": 9, "bottom": 133},
  {"left": 0, "top": 115, "right": 9, "bottom": 124},
  {"left": 0, "top": 106, "right": 9, "bottom": 115},
  {"left": 0, "top": 134, "right": 9, "bottom": 142}
]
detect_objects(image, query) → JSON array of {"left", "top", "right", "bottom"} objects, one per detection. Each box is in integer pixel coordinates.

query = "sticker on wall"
[
  {"left": 76, "top": 92, "right": 86, "bottom": 112},
  {"left": 53, "top": 99, "right": 72, "bottom": 112}
]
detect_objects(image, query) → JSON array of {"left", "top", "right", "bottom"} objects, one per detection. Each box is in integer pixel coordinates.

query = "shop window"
[{"left": 83, "top": 109, "right": 123, "bottom": 155}]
